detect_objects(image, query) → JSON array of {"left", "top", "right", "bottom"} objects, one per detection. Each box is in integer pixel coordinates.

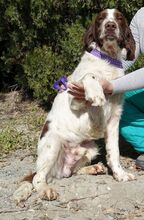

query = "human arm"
[
  {"left": 68, "top": 67, "right": 144, "bottom": 96},
  {"left": 111, "top": 67, "right": 144, "bottom": 94}
]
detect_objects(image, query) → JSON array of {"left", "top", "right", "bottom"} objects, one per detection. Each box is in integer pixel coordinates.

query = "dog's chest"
[
  {"left": 61, "top": 106, "right": 106, "bottom": 141},
  {"left": 81, "top": 100, "right": 114, "bottom": 139},
  {"left": 85, "top": 107, "right": 105, "bottom": 138}
]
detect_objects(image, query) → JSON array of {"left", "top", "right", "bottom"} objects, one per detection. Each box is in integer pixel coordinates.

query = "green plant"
[
  {"left": 60, "top": 21, "right": 85, "bottom": 72},
  {"left": 127, "top": 54, "right": 144, "bottom": 73},
  {"left": 0, "top": 127, "right": 22, "bottom": 153},
  {"left": 23, "top": 45, "right": 65, "bottom": 102},
  {"left": 23, "top": 21, "right": 86, "bottom": 102}
]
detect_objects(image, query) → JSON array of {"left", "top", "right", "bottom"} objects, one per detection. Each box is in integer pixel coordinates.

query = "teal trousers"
[{"left": 119, "top": 88, "right": 144, "bottom": 152}]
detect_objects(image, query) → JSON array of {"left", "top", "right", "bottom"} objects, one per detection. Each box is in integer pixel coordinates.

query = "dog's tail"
[{"left": 13, "top": 171, "right": 36, "bottom": 205}]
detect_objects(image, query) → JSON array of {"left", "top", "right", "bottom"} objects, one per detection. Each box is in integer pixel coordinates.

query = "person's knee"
[{"left": 120, "top": 125, "right": 144, "bottom": 153}]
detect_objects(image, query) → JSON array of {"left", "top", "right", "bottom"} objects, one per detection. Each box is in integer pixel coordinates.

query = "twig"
[{"left": 56, "top": 192, "right": 108, "bottom": 208}]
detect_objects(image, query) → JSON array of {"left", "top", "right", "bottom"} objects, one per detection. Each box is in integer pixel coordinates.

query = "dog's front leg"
[
  {"left": 105, "top": 106, "right": 135, "bottom": 182},
  {"left": 33, "top": 132, "right": 61, "bottom": 200},
  {"left": 83, "top": 74, "right": 106, "bottom": 106}
]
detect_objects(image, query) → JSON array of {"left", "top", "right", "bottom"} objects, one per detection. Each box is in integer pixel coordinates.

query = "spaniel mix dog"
[{"left": 14, "top": 9, "right": 135, "bottom": 204}]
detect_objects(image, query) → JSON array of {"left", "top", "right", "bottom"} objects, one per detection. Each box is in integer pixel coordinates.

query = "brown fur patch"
[
  {"left": 20, "top": 171, "right": 36, "bottom": 183},
  {"left": 40, "top": 120, "right": 49, "bottom": 139}
]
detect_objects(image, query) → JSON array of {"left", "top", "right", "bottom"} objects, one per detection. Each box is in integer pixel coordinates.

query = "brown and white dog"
[{"left": 14, "top": 9, "right": 135, "bottom": 203}]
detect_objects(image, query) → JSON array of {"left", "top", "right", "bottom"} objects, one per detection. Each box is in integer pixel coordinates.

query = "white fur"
[{"left": 100, "top": 9, "right": 120, "bottom": 40}]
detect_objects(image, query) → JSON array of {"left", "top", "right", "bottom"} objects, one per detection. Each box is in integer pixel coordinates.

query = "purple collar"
[{"left": 90, "top": 49, "right": 123, "bottom": 69}]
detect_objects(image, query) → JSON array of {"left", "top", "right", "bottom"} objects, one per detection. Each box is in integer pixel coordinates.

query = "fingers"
[
  {"left": 67, "top": 82, "right": 85, "bottom": 99},
  {"left": 67, "top": 82, "right": 84, "bottom": 92},
  {"left": 67, "top": 82, "right": 92, "bottom": 106},
  {"left": 68, "top": 90, "right": 85, "bottom": 99}
]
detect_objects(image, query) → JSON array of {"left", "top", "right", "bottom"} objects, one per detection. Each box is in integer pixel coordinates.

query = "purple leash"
[{"left": 53, "top": 76, "right": 68, "bottom": 91}]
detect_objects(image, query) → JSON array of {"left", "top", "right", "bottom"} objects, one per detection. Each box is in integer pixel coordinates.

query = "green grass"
[{"left": 0, "top": 92, "right": 47, "bottom": 155}]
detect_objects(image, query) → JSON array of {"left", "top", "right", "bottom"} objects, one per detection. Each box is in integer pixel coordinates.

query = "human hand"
[
  {"left": 67, "top": 82, "right": 85, "bottom": 100},
  {"left": 67, "top": 79, "right": 113, "bottom": 99},
  {"left": 99, "top": 79, "right": 113, "bottom": 95}
]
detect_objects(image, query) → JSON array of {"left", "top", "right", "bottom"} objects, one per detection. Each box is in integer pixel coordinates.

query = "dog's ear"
[
  {"left": 83, "top": 11, "right": 107, "bottom": 51},
  {"left": 123, "top": 25, "right": 135, "bottom": 61},
  {"left": 83, "top": 21, "right": 102, "bottom": 52},
  {"left": 83, "top": 23, "right": 96, "bottom": 52}
]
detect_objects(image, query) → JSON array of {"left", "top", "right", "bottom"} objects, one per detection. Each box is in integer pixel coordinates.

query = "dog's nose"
[{"left": 105, "top": 21, "right": 116, "bottom": 30}]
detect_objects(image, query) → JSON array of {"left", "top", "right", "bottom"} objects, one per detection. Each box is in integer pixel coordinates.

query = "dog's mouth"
[
  {"left": 106, "top": 36, "right": 115, "bottom": 41},
  {"left": 105, "top": 31, "right": 117, "bottom": 41}
]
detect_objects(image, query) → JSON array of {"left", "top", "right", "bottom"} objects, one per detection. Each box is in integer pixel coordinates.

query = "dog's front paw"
[
  {"left": 85, "top": 90, "right": 106, "bottom": 107},
  {"left": 113, "top": 170, "right": 135, "bottom": 182},
  {"left": 13, "top": 181, "right": 33, "bottom": 205},
  {"left": 39, "top": 187, "right": 59, "bottom": 201}
]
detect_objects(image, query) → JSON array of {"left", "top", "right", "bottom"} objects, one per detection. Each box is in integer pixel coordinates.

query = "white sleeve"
[{"left": 112, "top": 68, "right": 144, "bottom": 94}]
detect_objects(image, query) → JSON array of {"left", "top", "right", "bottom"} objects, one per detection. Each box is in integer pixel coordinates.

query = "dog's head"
[{"left": 83, "top": 9, "right": 135, "bottom": 60}]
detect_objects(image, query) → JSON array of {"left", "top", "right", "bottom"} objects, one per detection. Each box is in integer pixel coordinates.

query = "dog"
[{"left": 13, "top": 8, "right": 135, "bottom": 204}]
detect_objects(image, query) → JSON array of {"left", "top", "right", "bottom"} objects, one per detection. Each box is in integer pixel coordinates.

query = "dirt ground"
[{"left": 0, "top": 92, "right": 144, "bottom": 220}]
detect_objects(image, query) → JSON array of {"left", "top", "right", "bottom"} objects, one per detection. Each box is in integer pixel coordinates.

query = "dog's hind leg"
[
  {"left": 71, "top": 155, "right": 90, "bottom": 174},
  {"left": 33, "top": 132, "right": 62, "bottom": 200},
  {"left": 75, "top": 162, "right": 106, "bottom": 175},
  {"left": 72, "top": 142, "right": 106, "bottom": 175}
]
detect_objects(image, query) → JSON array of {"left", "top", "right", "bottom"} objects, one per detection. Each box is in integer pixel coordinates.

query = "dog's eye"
[
  {"left": 98, "top": 16, "right": 104, "bottom": 22},
  {"left": 92, "top": 76, "right": 95, "bottom": 79},
  {"left": 117, "top": 16, "right": 123, "bottom": 21}
]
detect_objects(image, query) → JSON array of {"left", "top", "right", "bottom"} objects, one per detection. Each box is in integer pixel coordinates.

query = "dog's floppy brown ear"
[
  {"left": 83, "top": 23, "right": 96, "bottom": 52},
  {"left": 123, "top": 25, "right": 136, "bottom": 60},
  {"left": 83, "top": 10, "right": 107, "bottom": 52},
  {"left": 83, "top": 21, "right": 102, "bottom": 52}
]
